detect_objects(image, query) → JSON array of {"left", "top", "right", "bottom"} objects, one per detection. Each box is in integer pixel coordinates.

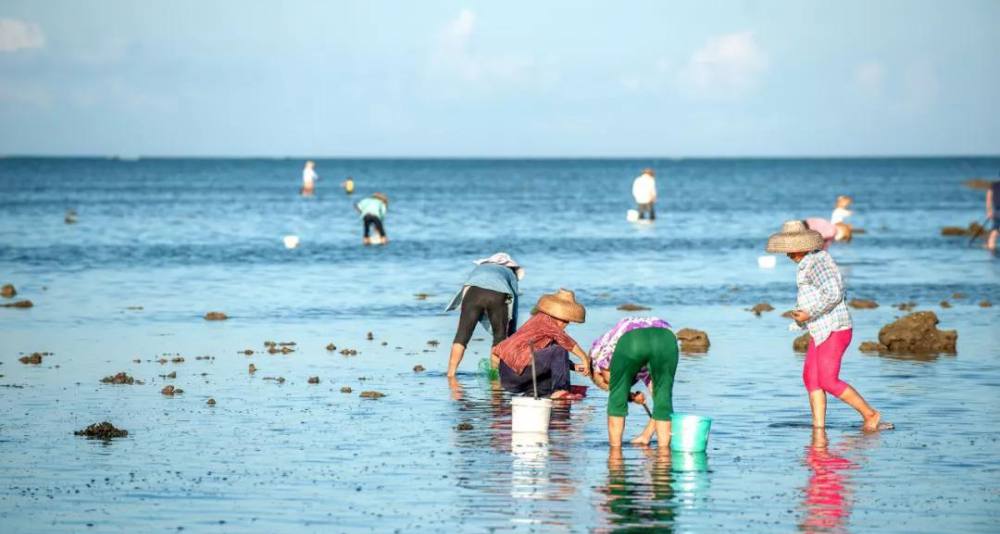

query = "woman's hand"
[
  {"left": 574, "top": 363, "right": 590, "bottom": 376},
  {"left": 791, "top": 310, "right": 810, "bottom": 322},
  {"left": 629, "top": 391, "right": 646, "bottom": 405}
]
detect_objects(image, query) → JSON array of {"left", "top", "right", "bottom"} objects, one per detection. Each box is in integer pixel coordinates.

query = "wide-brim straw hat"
[
  {"left": 372, "top": 192, "right": 389, "bottom": 206},
  {"left": 766, "top": 220, "right": 825, "bottom": 253},
  {"left": 535, "top": 288, "right": 586, "bottom": 323}
]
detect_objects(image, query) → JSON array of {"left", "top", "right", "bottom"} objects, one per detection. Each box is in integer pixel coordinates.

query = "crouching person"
[
  {"left": 491, "top": 289, "right": 590, "bottom": 399},
  {"left": 590, "top": 317, "right": 679, "bottom": 448}
]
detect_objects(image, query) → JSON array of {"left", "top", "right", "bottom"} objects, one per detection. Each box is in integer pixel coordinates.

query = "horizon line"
[{"left": 2, "top": 153, "right": 999, "bottom": 161}]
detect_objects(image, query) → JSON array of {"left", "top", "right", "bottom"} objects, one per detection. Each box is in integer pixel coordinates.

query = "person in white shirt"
[
  {"left": 301, "top": 161, "right": 318, "bottom": 196},
  {"left": 831, "top": 195, "right": 853, "bottom": 241},
  {"left": 632, "top": 168, "right": 657, "bottom": 220}
]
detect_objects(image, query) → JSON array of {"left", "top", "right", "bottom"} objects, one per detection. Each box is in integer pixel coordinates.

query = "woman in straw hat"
[
  {"left": 767, "top": 221, "right": 890, "bottom": 432},
  {"left": 491, "top": 289, "right": 591, "bottom": 399},
  {"left": 355, "top": 192, "right": 389, "bottom": 245},
  {"left": 588, "top": 316, "right": 679, "bottom": 448}
]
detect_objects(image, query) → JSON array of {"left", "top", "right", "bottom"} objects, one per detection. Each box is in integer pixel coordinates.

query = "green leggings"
[{"left": 608, "top": 328, "right": 679, "bottom": 421}]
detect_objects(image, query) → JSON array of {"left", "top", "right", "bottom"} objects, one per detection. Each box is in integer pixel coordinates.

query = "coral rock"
[
  {"left": 676, "top": 328, "right": 710, "bottom": 353},
  {"left": 848, "top": 299, "right": 879, "bottom": 309},
  {"left": 877, "top": 311, "right": 957, "bottom": 354},
  {"left": 617, "top": 303, "right": 651, "bottom": 311},
  {"left": 204, "top": 311, "right": 228, "bottom": 321},
  {"left": 793, "top": 333, "right": 811, "bottom": 353},
  {"left": 74, "top": 422, "right": 127, "bottom": 439},
  {"left": 0, "top": 284, "right": 15, "bottom": 298}
]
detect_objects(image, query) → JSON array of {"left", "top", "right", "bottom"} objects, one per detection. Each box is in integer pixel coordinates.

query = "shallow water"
[{"left": 1, "top": 157, "right": 999, "bottom": 532}]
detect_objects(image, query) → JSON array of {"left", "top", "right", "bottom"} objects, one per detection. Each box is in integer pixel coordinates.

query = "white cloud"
[
  {"left": 0, "top": 18, "right": 44, "bottom": 52},
  {"left": 855, "top": 62, "right": 885, "bottom": 98},
  {"left": 677, "top": 32, "right": 767, "bottom": 99},
  {"left": 429, "top": 9, "right": 541, "bottom": 86}
]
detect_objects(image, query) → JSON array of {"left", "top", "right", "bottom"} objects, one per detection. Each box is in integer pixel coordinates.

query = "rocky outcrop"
[
  {"left": 874, "top": 311, "right": 957, "bottom": 354},
  {"left": 676, "top": 328, "right": 710, "bottom": 353},
  {"left": 941, "top": 222, "right": 985, "bottom": 237},
  {"left": 204, "top": 311, "right": 228, "bottom": 321},
  {"left": 74, "top": 422, "right": 127, "bottom": 439},
  {"left": 848, "top": 299, "right": 878, "bottom": 309},
  {"left": 749, "top": 303, "right": 774, "bottom": 316},
  {"left": 1, "top": 284, "right": 15, "bottom": 298},
  {"left": 793, "top": 333, "right": 811, "bottom": 353},
  {"left": 1, "top": 300, "right": 33, "bottom": 308},
  {"left": 617, "top": 303, "right": 651, "bottom": 311}
]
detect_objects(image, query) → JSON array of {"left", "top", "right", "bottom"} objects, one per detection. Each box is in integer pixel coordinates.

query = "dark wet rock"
[
  {"left": 126, "top": 306, "right": 143, "bottom": 311},
  {"left": 859, "top": 341, "right": 886, "bottom": 353},
  {"left": 939, "top": 300, "right": 952, "bottom": 309},
  {"left": 963, "top": 178, "right": 992, "bottom": 190},
  {"left": 980, "top": 300, "right": 993, "bottom": 308},
  {"left": 278, "top": 342, "right": 296, "bottom": 346},
  {"left": 951, "top": 292, "right": 966, "bottom": 300},
  {"left": 1, "top": 284, "right": 15, "bottom": 298},
  {"left": 848, "top": 299, "right": 879, "bottom": 309},
  {"left": 308, "top": 376, "right": 320, "bottom": 384},
  {"left": 325, "top": 343, "right": 337, "bottom": 351},
  {"left": 248, "top": 364, "right": 257, "bottom": 374},
  {"left": 264, "top": 340, "right": 276, "bottom": 348},
  {"left": 793, "top": 333, "right": 811, "bottom": 353},
  {"left": 161, "top": 385, "right": 183, "bottom": 396},
  {"left": 263, "top": 376, "right": 286, "bottom": 384},
  {"left": 74, "top": 422, "right": 127, "bottom": 440},
  {"left": 617, "top": 303, "right": 651, "bottom": 311},
  {"left": 941, "top": 222, "right": 985, "bottom": 238},
  {"left": 381, "top": 341, "right": 388, "bottom": 346},
  {"left": 895, "top": 302, "right": 917, "bottom": 311},
  {"left": 204, "top": 311, "right": 228, "bottom": 321},
  {"left": 207, "top": 398, "right": 216, "bottom": 405},
  {"left": 852, "top": 228, "right": 866, "bottom": 234},
  {"left": 340, "top": 386, "right": 353, "bottom": 393},
  {"left": 455, "top": 422, "right": 474, "bottom": 431},
  {"left": 19, "top": 353, "right": 43, "bottom": 364},
  {"left": 749, "top": 303, "right": 774, "bottom": 316},
  {"left": 427, "top": 340, "right": 440, "bottom": 347},
  {"left": 877, "top": 311, "right": 957, "bottom": 354},
  {"left": 159, "top": 371, "right": 177, "bottom": 379},
  {"left": 414, "top": 293, "right": 431, "bottom": 300},
  {"left": 101, "top": 372, "right": 136, "bottom": 384},
  {"left": 676, "top": 328, "right": 710, "bottom": 353},
  {"left": 413, "top": 365, "right": 426, "bottom": 373},
  {"left": 781, "top": 310, "right": 796, "bottom": 319},
  {"left": 132, "top": 359, "right": 141, "bottom": 363},
  {"left": 194, "top": 355, "right": 212, "bottom": 360},
  {"left": 340, "top": 348, "right": 358, "bottom": 356},
  {"left": 360, "top": 390, "right": 385, "bottom": 399},
  {"left": 366, "top": 332, "right": 374, "bottom": 340},
  {"left": 1, "top": 300, "right": 33, "bottom": 308},
  {"left": 171, "top": 357, "right": 185, "bottom": 363},
  {"left": 242, "top": 349, "right": 254, "bottom": 356},
  {"left": 64, "top": 209, "right": 78, "bottom": 224},
  {"left": 157, "top": 358, "right": 168, "bottom": 364}
]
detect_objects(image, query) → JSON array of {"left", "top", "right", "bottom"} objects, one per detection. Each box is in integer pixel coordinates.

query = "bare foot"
[
  {"left": 630, "top": 435, "right": 651, "bottom": 446},
  {"left": 863, "top": 411, "right": 893, "bottom": 432}
]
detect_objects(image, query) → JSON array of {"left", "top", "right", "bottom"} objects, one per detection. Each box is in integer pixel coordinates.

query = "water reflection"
[
  {"left": 799, "top": 429, "right": 857, "bottom": 533},
  {"left": 601, "top": 448, "right": 677, "bottom": 530}
]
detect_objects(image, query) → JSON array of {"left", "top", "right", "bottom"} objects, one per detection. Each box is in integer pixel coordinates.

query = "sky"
[{"left": 0, "top": 0, "right": 998, "bottom": 157}]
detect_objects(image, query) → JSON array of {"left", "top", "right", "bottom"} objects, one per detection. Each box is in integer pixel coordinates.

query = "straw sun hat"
[
  {"left": 766, "top": 220, "right": 825, "bottom": 253},
  {"left": 535, "top": 288, "right": 586, "bottom": 323}
]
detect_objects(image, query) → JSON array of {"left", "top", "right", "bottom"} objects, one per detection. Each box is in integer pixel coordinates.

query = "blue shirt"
[{"left": 445, "top": 263, "right": 520, "bottom": 336}]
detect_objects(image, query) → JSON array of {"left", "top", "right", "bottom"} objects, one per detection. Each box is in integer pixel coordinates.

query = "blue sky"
[{"left": 0, "top": 0, "right": 997, "bottom": 157}]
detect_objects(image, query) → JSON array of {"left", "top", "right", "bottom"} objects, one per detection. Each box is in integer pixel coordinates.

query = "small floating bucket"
[
  {"left": 478, "top": 358, "right": 499, "bottom": 380},
  {"left": 626, "top": 209, "right": 640, "bottom": 222},
  {"left": 757, "top": 255, "right": 776, "bottom": 269},
  {"left": 670, "top": 413, "right": 712, "bottom": 452},
  {"left": 511, "top": 397, "right": 552, "bottom": 433},
  {"left": 283, "top": 235, "right": 300, "bottom": 249}
]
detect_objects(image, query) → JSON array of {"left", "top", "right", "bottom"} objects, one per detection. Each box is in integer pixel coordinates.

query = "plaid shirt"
[{"left": 796, "top": 250, "right": 852, "bottom": 345}]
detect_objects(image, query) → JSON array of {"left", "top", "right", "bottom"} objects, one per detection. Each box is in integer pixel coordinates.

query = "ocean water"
[{"left": 1, "top": 157, "right": 998, "bottom": 532}]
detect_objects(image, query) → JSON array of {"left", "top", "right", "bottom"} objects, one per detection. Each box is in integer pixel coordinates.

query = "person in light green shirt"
[{"left": 355, "top": 192, "right": 389, "bottom": 245}]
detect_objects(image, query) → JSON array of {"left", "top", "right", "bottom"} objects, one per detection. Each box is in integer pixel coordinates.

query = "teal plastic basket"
[{"left": 670, "top": 413, "right": 712, "bottom": 452}]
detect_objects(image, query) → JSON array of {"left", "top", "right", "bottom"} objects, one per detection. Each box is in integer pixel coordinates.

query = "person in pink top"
[{"left": 804, "top": 218, "right": 837, "bottom": 251}]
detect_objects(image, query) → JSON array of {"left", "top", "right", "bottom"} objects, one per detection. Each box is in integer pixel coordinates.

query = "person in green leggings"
[{"left": 589, "top": 317, "right": 679, "bottom": 448}]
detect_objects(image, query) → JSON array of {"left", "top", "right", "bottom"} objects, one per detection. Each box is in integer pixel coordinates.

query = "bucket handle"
[{"left": 528, "top": 342, "right": 539, "bottom": 400}]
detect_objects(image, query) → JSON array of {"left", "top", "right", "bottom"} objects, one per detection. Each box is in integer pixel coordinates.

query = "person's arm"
[
  {"left": 569, "top": 344, "right": 591, "bottom": 376},
  {"left": 798, "top": 255, "right": 845, "bottom": 321},
  {"left": 631, "top": 381, "right": 656, "bottom": 445},
  {"left": 988, "top": 189, "right": 994, "bottom": 219}
]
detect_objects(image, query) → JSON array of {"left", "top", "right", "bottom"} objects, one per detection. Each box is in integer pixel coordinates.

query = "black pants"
[
  {"left": 499, "top": 344, "right": 571, "bottom": 397},
  {"left": 363, "top": 214, "right": 385, "bottom": 238},
  {"left": 453, "top": 286, "right": 509, "bottom": 347},
  {"left": 637, "top": 202, "right": 656, "bottom": 220}
]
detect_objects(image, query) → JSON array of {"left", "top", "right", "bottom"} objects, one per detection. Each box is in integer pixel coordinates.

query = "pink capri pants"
[{"left": 803, "top": 328, "right": 852, "bottom": 396}]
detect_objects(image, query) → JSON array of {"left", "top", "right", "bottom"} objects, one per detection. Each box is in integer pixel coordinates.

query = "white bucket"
[
  {"left": 626, "top": 209, "right": 639, "bottom": 222},
  {"left": 757, "top": 255, "right": 776, "bottom": 269},
  {"left": 511, "top": 397, "right": 552, "bottom": 433},
  {"left": 283, "top": 235, "right": 300, "bottom": 249}
]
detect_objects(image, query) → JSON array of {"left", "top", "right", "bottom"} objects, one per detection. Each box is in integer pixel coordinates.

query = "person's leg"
[
  {"left": 362, "top": 215, "right": 373, "bottom": 239},
  {"left": 645, "top": 328, "right": 678, "bottom": 448},
  {"left": 499, "top": 360, "right": 530, "bottom": 394},
  {"left": 803, "top": 336, "right": 826, "bottom": 427},
  {"left": 989, "top": 229, "right": 998, "bottom": 251},
  {"left": 372, "top": 217, "right": 386, "bottom": 239},
  {"left": 448, "top": 287, "right": 488, "bottom": 377},
  {"left": 607, "top": 330, "right": 650, "bottom": 447},
  {"left": 483, "top": 292, "right": 511, "bottom": 347},
  {"left": 637, "top": 203, "right": 649, "bottom": 219},
  {"left": 649, "top": 202, "right": 656, "bottom": 221},
  {"left": 817, "top": 329, "right": 882, "bottom": 429},
  {"left": 521, "top": 344, "right": 567, "bottom": 397}
]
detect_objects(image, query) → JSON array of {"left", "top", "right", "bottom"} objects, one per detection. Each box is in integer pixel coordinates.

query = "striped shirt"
[
  {"left": 493, "top": 312, "right": 578, "bottom": 374},
  {"left": 796, "top": 250, "right": 852, "bottom": 345}
]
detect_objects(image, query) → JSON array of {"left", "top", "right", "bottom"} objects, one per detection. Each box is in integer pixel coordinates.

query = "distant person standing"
[
  {"left": 301, "top": 161, "right": 318, "bottom": 196},
  {"left": 830, "top": 195, "right": 854, "bottom": 242},
  {"left": 342, "top": 176, "right": 355, "bottom": 195},
  {"left": 632, "top": 168, "right": 657, "bottom": 220},
  {"left": 987, "top": 177, "right": 999, "bottom": 251},
  {"left": 356, "top": 192, "right": 389, "bottom": 245}
]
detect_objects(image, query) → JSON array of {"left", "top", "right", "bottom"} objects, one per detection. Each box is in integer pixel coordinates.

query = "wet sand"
[{"left": 2, "top": 304, "right": 998, "bottom": 532}]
